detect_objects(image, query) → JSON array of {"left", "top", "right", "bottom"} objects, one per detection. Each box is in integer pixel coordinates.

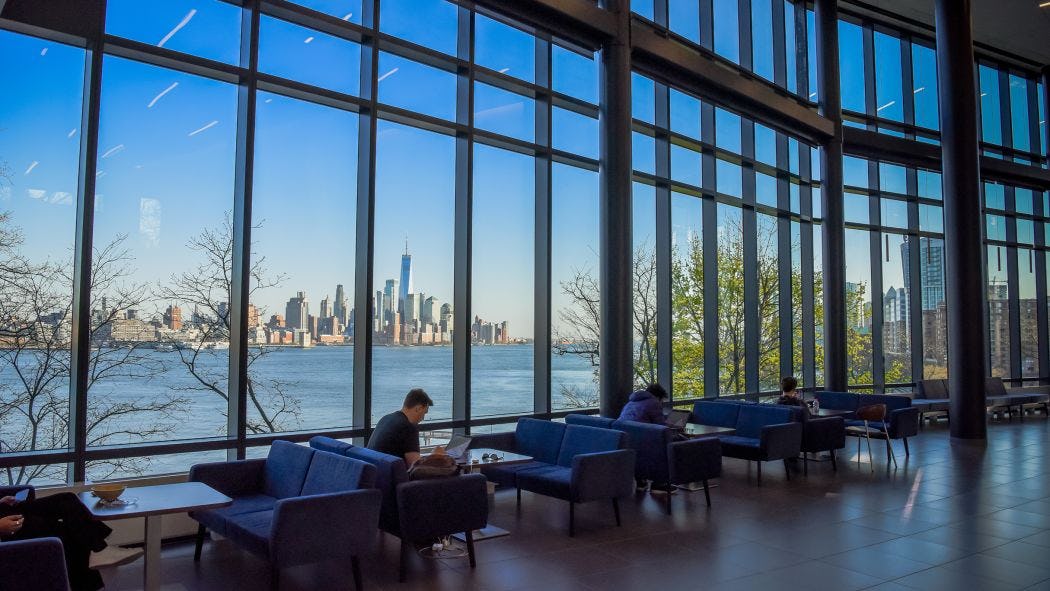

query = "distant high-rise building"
[
  {"left": 267, "top": 314, "right": 285, "bottom": 329},
  {"left": 334, "top": 284, "right": 348, "bottom": 327},
  {"left": 439, "top": 303, "right": 453, "bottom": 334},
  {"left": 399, "top": 241, "right": 413, "bottom": 313},
  {"left": 383, "top": 280, "right": 398, "bottom": 325},
  {"left": 247, "top": 303, "right": 260, "bottom": 329},
  {"left": 285, "top": 291, "right": 309, "bottom": 330},
  {"left": 901, "top": 237, "right": 945, "bottom": 311},
  {"left": 308, "top": 315, "right": 319, "bottom": 341},
  {"left": 320, "top": 296, "right": 331, "bottom": 319},
  {"left": 163, "top": 304, "right": 183, "bottom": 330},
  {"left": 421, "top": 296, "right": 440, "bottom": 325},
  {"left": 405, "top": 293, "right": 423, "bottom": 325}
]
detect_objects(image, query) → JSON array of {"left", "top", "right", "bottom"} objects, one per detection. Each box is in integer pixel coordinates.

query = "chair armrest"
[
  {"left": 759, "top": 422, "right": 803, "bottom": 460},
  {"left": 888, "top": 407, "right": 919, "bottom": 438},
  {"left": 0, "top": 537, "right": 69, "bottom": 589},
  {"left": 802, "top": 417, "right": 845, "bottom": 452},
  {"left": 0, "top": 485, "right": 34, "bottom": 502},
  {"left": 570, "top": 449, "right": 635, "bottom": 502},
  {"left": 667, "top": 438, "right": 721, "bottom": 484},
  {"left": 469, "top": 432, "right": 518, "bottom": 453},
  {"left": 271, "top": 488, "right": 381, "bottom": 567},
  {"left": 396, "top": 474, "right": 488, "bottom": 541},
  {"left": 189, "top": 459, "right": 266, "bottom": 498}
]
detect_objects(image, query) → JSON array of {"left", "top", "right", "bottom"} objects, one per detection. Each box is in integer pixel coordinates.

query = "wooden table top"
[{"left": 78, "top": 481, "right": 232, "bottom": 521}]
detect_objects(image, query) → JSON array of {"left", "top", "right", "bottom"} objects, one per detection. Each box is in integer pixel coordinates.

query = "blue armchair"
[
  {"left": 309, "top": 436, "right": 489, "bottom": 582},
  {"left": 816, "top": 391, "right": 919, "bottom": 456},
  {"left": 799, "top": 415, "right": 846, "bottom": 474},
  {"left": 666, "top": 438, "right": 721, "bottom": 513},
  {"left": 190, "top": 441, "right": 382, "bottom": 591},
  {"left": 0, "top": 537, "right": 69, "bottom": 591},
  {"left": 693, "top": 401, "right": 802, "bottom": 486}
]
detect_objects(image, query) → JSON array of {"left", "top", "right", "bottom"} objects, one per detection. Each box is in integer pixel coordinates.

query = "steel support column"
[
  {"left": 1043, "top": 66, "right": 1050, "bottom": 170},
  {"left": 814, "top": 0, "right": 847, "bottom": 392},
  {"left": 598, "top": 0, "right": 633, "bottom": 417},
  {"left": 935, "top": 0, "right": 986, "bottom": 439}
]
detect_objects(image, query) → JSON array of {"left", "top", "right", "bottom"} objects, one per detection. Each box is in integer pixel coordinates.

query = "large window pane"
[
  {"left": 713, "top": 0, "right": 740, "bottom": 64},
  {"left": 980, "top": 65, "right": 1003, "bottom": 146},
  {"left": 380, "top": 0, "right": 458, "bottom": 55},
  {"left": 1009, "top": 74, "right": 1031, "bottom": 154},
  {"left": 372, "top": 121, "right": 454, "bottom": 423},
  {"left": 671, "top": 193, "right": 703, "bottom": 399},
  {"left": 0, "top": 31, "right": 83, "bottom": 482},
  {"left": 717, "top": 204, "right": 744, "bottom": 395},
  {"left": 471, "top": 145, "right": 534, "bottom": 418},
  {"left": 474, "top": 83, "right": 534, "bottom": 142},
  {"left": 669, "top": 0, "right": 701, "bottom": 43},
  {"left": 1019, "top": 249, "right": 1038, "bottom": 378},
  {"left": 259, "top": 16, "right": 361, "bottom": 96},
  {"left": 475, "top": 14, "right": 535, "bottom": 82},
  {"left": 91, "top": 57, "right": 237, "bottom": 464},
  {"left": 845, "top": 229, "right": 872, "bottom": 385},
  {"left": 752, "top": 0, "right": 774, "bottom": 81},
  {"left": 912, "top": 44, "right": 939, "bottom": 131},
  {"left": 987, "top": 244, "right": 1009, "bottom": 377},
  {"left": 633, "top": 183, "right": 658, "bottom": 388},
  {"left": 882, "top": 233, "right": 910, "bottom": 383},
  {"left": 758, "top": 214, "right": 780, "bottom": 391},
  {"left": 873, "top": 32, "right": 903, "bottom": 121},
  {"left": 551, "top": 164, "right": 599, "bottom": 411},
  {"left": 106, "top": 0, "right": 240, "bottom": 65},
  {"left": 377, "top": 53, "right": 456, "bottom": 121},
  {"left": 918, "top": 238, "right": 947, "bottom": 379},
  {"left": 552, "top": 44, "right": 598, "bottom": 104},
  {"left": 251, "top": 92, "right": 357, "bottom": 432},
  {"left": 839, "top": 20, "right": 866, "bottom": 114}
]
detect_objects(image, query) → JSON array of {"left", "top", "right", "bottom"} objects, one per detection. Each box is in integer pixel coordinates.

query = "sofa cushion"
[
  {"left": 263, "top": 441, "right": 315, "bottom": 500},
  {"left": 912, "top": 398, "right": 950, "bottom": 412},
  {"left": 845, "top": 419, "right": 888, "bottom": 432},
  {"left": 480, "top": 461, "right": 549, "bottom": 489},
  {"left": 692, "top": 400, "right": 740, "bottom": 428},
  {"left": 226, "top": 510, "right": 273, "bottom": 559},
  {"left": 565, "top": 414, "right": 616, "bottom": 429},
  {"left": 556, "top": 425, "right": 625, "bottom": 468},
  {"left": 191, "top": 493, "right": 276, "bottom": 536},
  {"left": 516, "top": 418, "right": 567, "bottom": 465},
  {"left": 815, "top": 391, "right": 859, "bottom": 412},
  {"left": 918, "top": 379, "right": 948, "bottom": 400},
  {"left": 717, "top": 436, "right": 763, "bottom": 461},
  {"left": 340, "top": 445, "right": 408, "bottom": 535},
  {"left": 734, "top": 406, "right": 794, "bottom": 440},
  {"left": 308, "top": 435, "right": 353, "bottom": 456},
  {"left": 516, "top": 465, "right": 572, "bottom": 500},
  {"left": 301, "top": 451, "right": 376, "bottom": 496}
]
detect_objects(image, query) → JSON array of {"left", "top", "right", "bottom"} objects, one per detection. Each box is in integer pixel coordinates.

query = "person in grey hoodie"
[{"left": 618, "top": 383, "right": 669, "bottom": 424}]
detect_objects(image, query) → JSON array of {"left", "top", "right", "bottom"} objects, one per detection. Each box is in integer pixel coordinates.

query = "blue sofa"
[
  {"left": 985, "top": 378, "right": 1050, "bottom": 419},
  {"left": 309, "top": 436, "right": 488, "bottom": 582},
  {"left": 0, "top": 537, "right": 69, "bottom": 591},
  {"left": 915, "top": 379, "right": 951, "bottom": 422},
  {"left": 565, "top": 414, "right": 722, "bottom": 510},
  {"left": 471, "top": 418, "right": 636, "bottom": 536},
  {"left": 189, "top": 441, "right": 382, "bottom": 591},
  {"left": 815, "top": 392, "right": 919, "bottom": 456},
  {"left": 691, "top": 400, "right": 802, "bottom": 485}
]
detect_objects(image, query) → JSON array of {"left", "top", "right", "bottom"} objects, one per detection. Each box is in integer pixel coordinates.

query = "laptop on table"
[
  {"left": 665, "top": 409, "right": 691, "bottom": 429},
  {"left": 443, "top": 434, "right": 473, "bottom": 460}
]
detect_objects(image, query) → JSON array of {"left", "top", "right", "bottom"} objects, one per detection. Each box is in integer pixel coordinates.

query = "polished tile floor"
[{"left": 101, "top": 418, "right": 1050, "bottom": 590}]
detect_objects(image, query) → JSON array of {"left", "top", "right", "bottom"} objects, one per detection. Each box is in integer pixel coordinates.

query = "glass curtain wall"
[{"left": 631, "top": 73, "right": 822, "bottom": 401}]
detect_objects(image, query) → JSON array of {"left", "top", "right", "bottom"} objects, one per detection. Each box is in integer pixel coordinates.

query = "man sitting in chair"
[{"left": 367, "top": 388, "right": 445, "bottom": 467}]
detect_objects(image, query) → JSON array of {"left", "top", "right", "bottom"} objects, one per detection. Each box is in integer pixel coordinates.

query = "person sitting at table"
[
  {"left": 0, "top": 491, "right": 141, "bottom": 591},
  {"left": 775, "top": 376, "right": 810, "bottom": 419},
  {"left": 618, "top": 382, "right": 670, "bottom": 425},
  {"left": 368, "top": 388, "right": 445, "bottom": 467}
]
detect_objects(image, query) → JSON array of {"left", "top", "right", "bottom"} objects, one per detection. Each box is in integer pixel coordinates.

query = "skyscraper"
[
  {"left": 383, "top": 280, "right": 398, "bottom": 326},
  {"left": 399, "top": 240, "right": 413, "bottom": 313},
  {"left": 285, "top": 291, "right": 309, "bottom": 330},
  {"left": 320, "top": 296, "right": 331, "bottom": 319},
  {"left": 333, "top": 284, "right": 348, "bottom": 327},
  {"left": 901, "top": 236, "right": 945, "bottom": 311}
]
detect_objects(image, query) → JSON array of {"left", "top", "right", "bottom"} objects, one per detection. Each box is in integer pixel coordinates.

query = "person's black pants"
[{"left": 2, "top": 492, "right": 111, "bottom": 591}]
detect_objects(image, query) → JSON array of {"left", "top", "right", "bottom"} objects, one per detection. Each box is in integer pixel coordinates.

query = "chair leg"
[
  {"left": 885, "top": 428, "right": 897, "bottom": 469},
  {"left": 783, "top": 459, "right": 792, "bottom": 481},
  {"left": 351, "top": 556, "right": 363, "bottom": 591},
  {"left": 516, "top": 487, "right": 522, "bottom": 509},
  {"left": 465, "top": 531, "right": 477, "bottom": 569},
  {"left": 757, "top": 461, "right": 762, "bottom": 486},
  {"left": 830, "top": 450, "right": 838, "bottom": 472},
  {"left": 194, "top": 524, "right": 206, "bottom": 562},
  {"left": 270, "top": 567, "right": 280, "bottom": 591},
  {"left": 399, "top": 540, "right": 410, "bottom": 583},
  {"left": 803, "top": 453, "right": 809, "bottom": 476},
  {"left": 903, "top": 437, "right": 910, "bottom": 457},
  {"left": 612, "top": 498, "right": 622, "bottom": 526},
  {"left": 865, "top": 433, "right": 874, "bottom": 472},
  {"left": 568, "top": 502, "right": 575, "bottom": 537},
  {"left": 856, "top": 436, "right": 861, "bottom": 465},
  {"left": 703, "top": 480, "right": 711, "bottom": 507},
  {"left": 665, "top": 488, "right": 673, "bottom": 515}
]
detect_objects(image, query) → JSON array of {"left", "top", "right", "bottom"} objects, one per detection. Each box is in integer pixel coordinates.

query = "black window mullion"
[
  {"left": 738, "top": 0, "right": 754, "bottom": 73},
  {"left": 862, "top": 22, "right": 875, "bottom": 126},
  {"left": 906, "top": 169, "right": 923, "bottom": 383},
  {"left": 452, "top": 6, "right": 473, "bottom": 428},
  {"left": 534, "top": 36, "right": 552, "bottom": 417},
  {"left": 741, "top": 119, "right": 759, "bottom": 395},
  {"left": 998, "top": 68, "right": 1013, "bottom": 153},
  {"left": 699, "top": 0, "right": 714, "bottom": 52},
  {"left": 655, "top": 83, "right": 673, "bottom": 395},
  {"left": 701, "top": 102, "right": 719, "bottom": 398},
  {"left": 771, "top": 0, "right": 786, "bottom": 89},
  {"left": 901, "top": 37, "right": 915, "bottom": 135},
  {"left": 868, "top": 160, "right": 884, "bottom": 390}
]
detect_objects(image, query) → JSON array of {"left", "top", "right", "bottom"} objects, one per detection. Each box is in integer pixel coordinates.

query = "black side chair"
[
  {"left": 666, "top": 438, "right": 722, "bottom": 514},
  {"left": 845, "top": 404, "right": 897, "bottom": 471},
  {"left": 395, "top": 474, "right": 488, "bottom": 582}
]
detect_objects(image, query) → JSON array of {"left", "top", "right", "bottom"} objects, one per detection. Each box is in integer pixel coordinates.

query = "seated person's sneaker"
[
  {"left": 648, "top": 483, "right": 677, "bottom": 495},
  {"left": 89, "top": 546, "right": 144, "bottom": 569}
]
